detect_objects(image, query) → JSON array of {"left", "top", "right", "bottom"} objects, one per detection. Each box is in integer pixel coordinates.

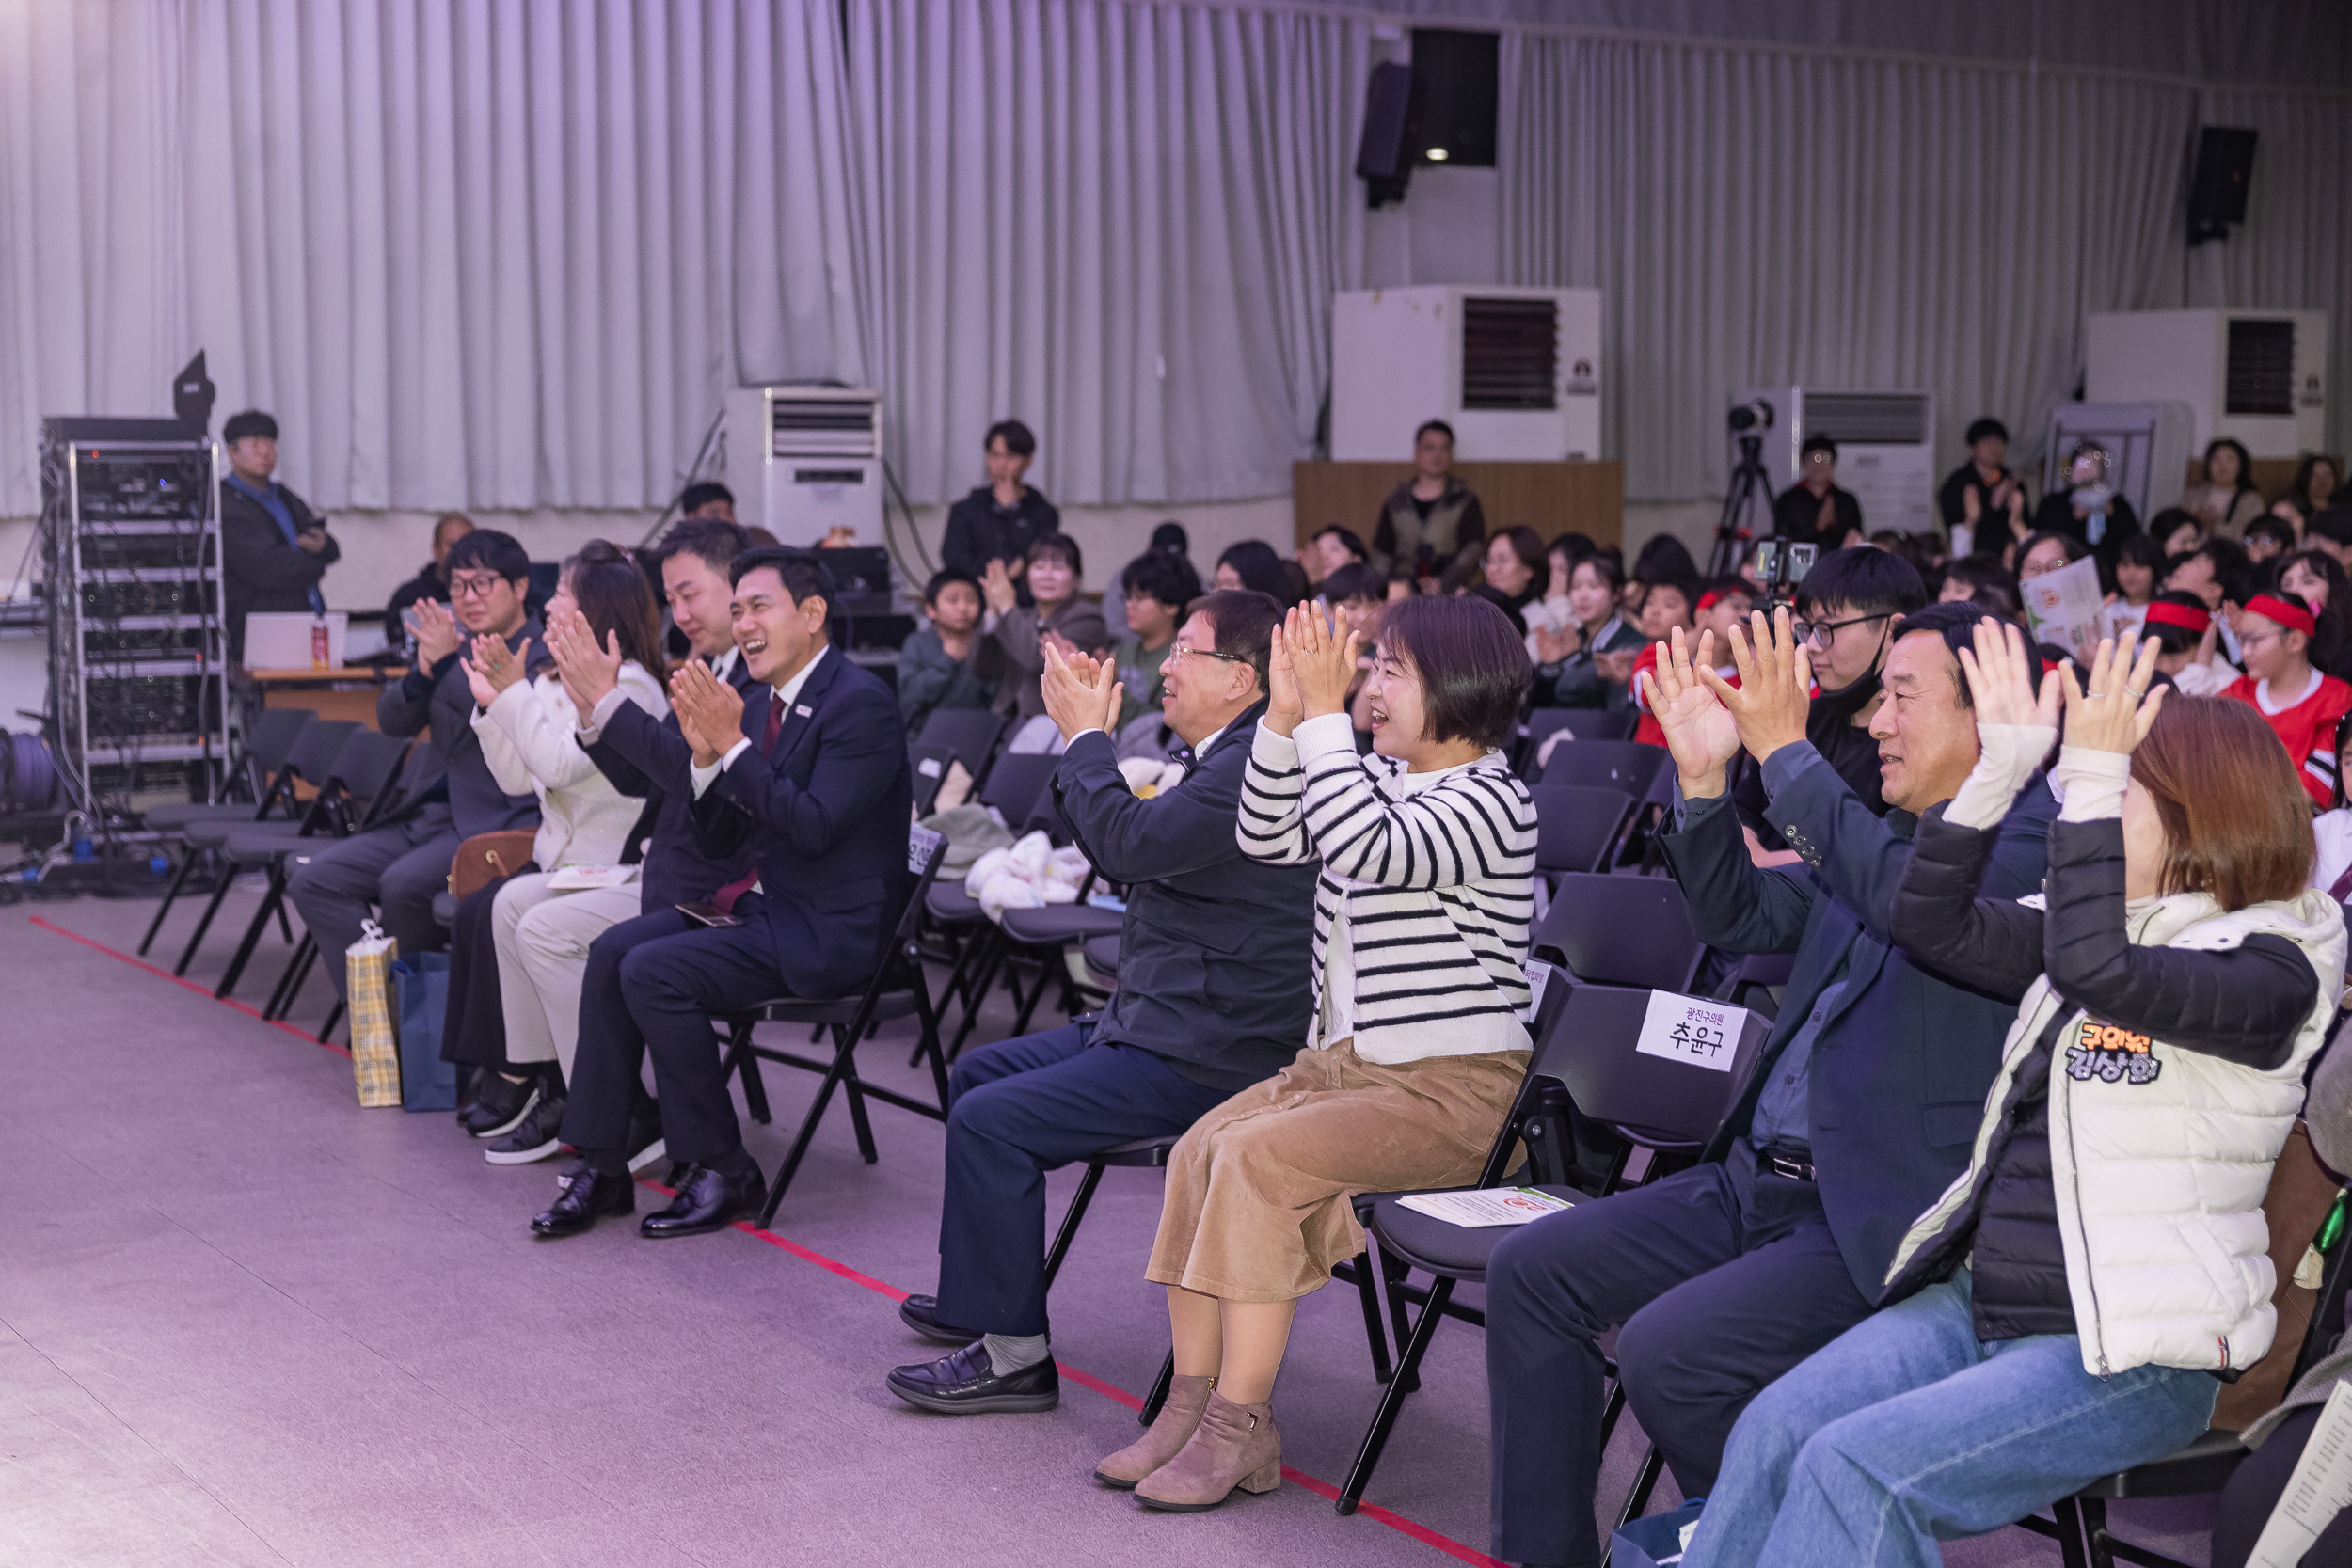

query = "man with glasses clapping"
[{"left": 289, "top": 530, "right": 548, "bottom": 1006}]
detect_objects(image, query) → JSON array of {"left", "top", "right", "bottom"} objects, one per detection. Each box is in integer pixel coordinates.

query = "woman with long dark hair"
[
  {"left": 2183, "top": 436, "right": 2266, "bottom": 536},
  {"left": 445, "top": 540, "right": 672, "bottom": 1161},
  {"left": 1680, "top": 626, "right": 2345, "bottom": 1568}
]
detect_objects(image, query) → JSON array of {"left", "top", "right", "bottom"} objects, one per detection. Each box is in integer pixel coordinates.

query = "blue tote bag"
[{"left": 391, "top": 952, "right": 457, "bottom": 1112}]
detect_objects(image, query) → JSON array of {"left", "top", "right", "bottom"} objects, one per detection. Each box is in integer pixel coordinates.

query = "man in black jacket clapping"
[
  {"left": 1483, "top": 602, "right": 2054, "bottom": 1568},
  {"left": 884, "top": 589, "right": 1318, "bottom": 1416}
]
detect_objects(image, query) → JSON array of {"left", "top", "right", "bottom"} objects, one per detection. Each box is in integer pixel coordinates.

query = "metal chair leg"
[
  {"left": 1337, "top": 1275, "right": 1454, "bottom": 1514},
  {"left": 1346, "top": 1251, "right": 1393, "bottom": 1384},
  {"left": 831, "top": 1024, "right": 881, "bottom": 1164},
  {"left": 173, "top": 871, "right": 237, "bottom": 976},
  {"left": 2050, "top": 1497, "right": 2095, "bottom": 1568},
  {"left": 757, "top": 1034, "right": 863, "bottom": 1227},
  {"left": 724, "top": 1022, "right": 772, "bottom": 1125},
  {"left": 1377, "top": 1250, "right": 1420, "bottom": 1394},
  {"left": 262, "top": 932, "right": 315, "bottom": 1020},
  {"left": 1041, "top": 1163, "right": 1106, "bottom": 1291},
  {"left": 213, "top": 869, "right": 288, "bottom": 999},
  {"left": 138, "top": 849, "right": 199, "bottom": 956},
  {"left": 1138, "top": 1349, "right": 1176, "bottom": 1426},
  {"left": 316, "top": 999, "right": 343, "bottom": 1045}
]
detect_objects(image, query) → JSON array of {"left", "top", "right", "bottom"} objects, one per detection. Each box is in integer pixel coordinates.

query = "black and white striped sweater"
[{"left": 1238, "top": 712, "right": 1539, "bottom": 1064}]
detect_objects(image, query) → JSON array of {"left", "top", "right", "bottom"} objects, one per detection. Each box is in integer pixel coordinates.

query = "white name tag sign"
[{"left": 1634, "top": 990, "right": 1746, "bottom": 1073}]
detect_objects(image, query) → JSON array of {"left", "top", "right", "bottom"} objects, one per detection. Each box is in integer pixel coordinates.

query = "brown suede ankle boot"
[
  {"left": 1132, "top": 1389, "right": 1281, "bottom": 1511},
  {"left": 1093, "top": 1374, "right": 1215, "bottom": 1488}
]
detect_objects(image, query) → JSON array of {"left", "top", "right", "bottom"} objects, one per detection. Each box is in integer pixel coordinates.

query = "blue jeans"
[{"left": 1681, "top": 1269, "right": 2218, "bottom": 1568}]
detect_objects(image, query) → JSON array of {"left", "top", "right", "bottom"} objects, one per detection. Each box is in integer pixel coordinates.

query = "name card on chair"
[{"left": 1634, "top": 990, "right": 1746, "bottom": 1073}]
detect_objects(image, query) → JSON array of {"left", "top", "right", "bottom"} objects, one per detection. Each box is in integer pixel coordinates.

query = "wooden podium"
[{"left": 1294, "top": 460, "right": 1624, "bottom": 552}]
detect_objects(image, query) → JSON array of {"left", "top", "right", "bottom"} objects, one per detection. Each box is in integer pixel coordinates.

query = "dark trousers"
[
  {"left": 440, "top": 865, "right": 536, "bottom": 1071},
  {"left": 937, "top": 1022, "right": 1233, "bottom": 1338},
  {"left": 557, "top": 908, "right": 787, "bottom": 1177},
  {"left": 282, "top": 805, "right": 460, "bottom": 1001},
  {"left": 1486, "top": 1145, "right": 1875, "bottom": 1567},
  {"left": 2214, "top": 1403, "right": 2352, "bottom": 1567}
]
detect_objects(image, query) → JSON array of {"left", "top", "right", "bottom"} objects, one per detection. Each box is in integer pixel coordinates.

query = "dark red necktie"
[
  {"left": 710, "top": 693, "right": 786, "bottom": 914},
  {"left": 2329, "top": 859, "right": 2352, "bottom": 905}
]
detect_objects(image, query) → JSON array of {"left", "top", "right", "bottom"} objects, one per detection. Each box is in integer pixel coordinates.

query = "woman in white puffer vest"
[{"left": 1682, "top": 623, "right": 2347, "bottom": 1568}]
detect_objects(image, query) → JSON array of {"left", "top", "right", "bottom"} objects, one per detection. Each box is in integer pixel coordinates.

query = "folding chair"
[
  {"left": 1530, "top": 785, "right": 1638, "bottom": 880},
  {"left": 144, "top": 706, "right": 310, "bottom": 828},
  {"left": 142, "top": 716, "right": 348, "bottom": 958},
  {"left": 205, "top": 729, "right": 416, "bottom": 1007},
  {"left": 723, "top": 827, "right": 953, "bottom": 1226},
  {"left": 1539, "top": 737, "right": 1669, "bottom": 799},
  {"left": 165, "top": 720, "right": 364, "bottom": 974},
  {"left": 1519, "top": 706, "right": 1635, "bottom": 776},
  {"left": 910, "top": 742, "right": 958, "bottom": 816},
  {"left": 1534, "top": 872, "right": 1708, "bottom": 991},
  {"left": 915, "top": 708, "right": 1008, "bottom": 786},
  {"left": 1335, "top": 980, "right": 1772, "bottom": 1517},
  {"left": 922, "top": 752, "right": 1065, "bottom": 1053}
]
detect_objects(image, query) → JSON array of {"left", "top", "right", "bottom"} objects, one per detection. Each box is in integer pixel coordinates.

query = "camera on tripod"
[
  {"left": 1727, "top": 397, "right": 1776, "bottom": 436},
  {"left": 1752, "top": 540, "right": 1817, "bottom": 607},
  {"left": 1710, "top": 399, "right": 1782, "bottom": 577}
]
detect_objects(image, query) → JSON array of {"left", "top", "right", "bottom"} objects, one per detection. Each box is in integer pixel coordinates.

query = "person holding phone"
[{"left": 218, "top": 408, "right": 339, "bottom": 661}]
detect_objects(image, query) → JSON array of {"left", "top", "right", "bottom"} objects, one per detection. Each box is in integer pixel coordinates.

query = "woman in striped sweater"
[{"left": 1099, "top": 594, "right": 1539, "bottom": 1511}]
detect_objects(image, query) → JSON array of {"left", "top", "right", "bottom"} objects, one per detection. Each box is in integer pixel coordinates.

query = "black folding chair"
[
  {"left": 1534, "top": 872, "right": 1708, "bottom": 991},
  {"left": 165, "top": 720, "right": 364, "bottom": 974},
  {"left": 1530, "top": 785, "right": 1638, "bottom": 880},
  {"left": 722, "top": 827, "right": 953, "bottom": 1226},
  {"left": 143, "top": 716, "right": 349, "bottom": 958},
  {"left": 915, "top": 708, "right": 1008, "bottom": 786},
  {"left": 1335, "top": 980, "right": 1771, "bottom": 1517},
  {"left": 1519, "top": 706, "right": 1636, "bottom": 776},
  {"left": 910, "top": 742, "right": 958, "bottom": 816},
  {"left": 207, "top": 729, "right": 415, "bottom": 1006},
  {"left": 145, "top": 706, "right": 310, "bottom": 829},
  {"left": 922, "top": 752, "right": 1066, "bottom": 1053},
  {"left": 1540, "top": 737, "right": 1669, "bottom": 799}
]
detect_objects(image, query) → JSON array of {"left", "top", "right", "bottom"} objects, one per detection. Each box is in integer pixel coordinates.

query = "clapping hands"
[
  {"left": 408, "top": 598, "right": 464, "bottom": 667},
  {"left": 545, "top": 601, "right": 625, "bottom": 722},
  {"left": 669, "top": 658, "right": 747, "bottom": 767},
  {"left": 2061, "top": 635, "right": 2167, "bottom": 754},
  {"left": 1041, "top": 641, "right": 1124, "bottom": 743},
  {"left": 1264, "top": 602, "right": 1359, "bottom": 738},
  {"left": 459, "top": 633, "right": 526, "bottom": 708}
]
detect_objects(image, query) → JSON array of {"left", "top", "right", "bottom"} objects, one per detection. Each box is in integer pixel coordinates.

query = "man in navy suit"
[
  {"left": 533, "top": 547, "right": 913, "bottom": 1241},
  {"left": 884, "top": 589, "right": 1320, "bottom": 1416},
  {"left": 1483, "top": 603, "right": 2056, "bottom": 1568}
]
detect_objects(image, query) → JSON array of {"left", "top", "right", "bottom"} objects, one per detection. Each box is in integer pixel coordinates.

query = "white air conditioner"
[
  {"left": 722, "top": 386, "right": 884, "bottom": 547},
  {"left": 2086, "top": 309, "right": 2328, "bottom": 460},
  {"left": 2041, "top": 402, "right": 2196, "bottom": 529},
  {"left": 1733, "top": 387, "right": 1937, "bottom": 536},
  {"left": 1329, "top": 286, "right": 1603, "bottom": 462}
]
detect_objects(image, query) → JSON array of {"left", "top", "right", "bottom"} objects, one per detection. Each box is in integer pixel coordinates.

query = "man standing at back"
[
  {"left": 1483, "top": 603, "right": 2055, "bottom": 1568},
  {"left": 218, "top": 408, "right": 339, "bottom": 662},
  {"left": 288, "top": 529, "right": 543, "bottom": 996},
  {"left": 883, "top": 589, "right": 1318, "bottom": 1418},
  {"left": 533, "top": 547, "right": 911, "bottom": 1240}
]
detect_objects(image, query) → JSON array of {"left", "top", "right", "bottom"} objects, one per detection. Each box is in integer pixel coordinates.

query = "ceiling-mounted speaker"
[
  {"left": 2187, "top": 126, "right": 2258, "bottom": 244},
  {"left": 1355, "top": 60, "right": 1417, "bottom": 208}
]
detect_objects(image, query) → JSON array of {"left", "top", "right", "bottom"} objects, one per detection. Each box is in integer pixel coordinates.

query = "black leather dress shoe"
[
  {"left": 640, "top": 1163, "right": 765, "bottom": 1238},
  {"left": 531, "top": 1167, "right": 633, "bottom": 1237},
  {"left": 887, "top": 1342, "right": 1059, "bottom": 1414},
  {"left": 898, "top": 1294, "right": 983, "bottom": 1345}
]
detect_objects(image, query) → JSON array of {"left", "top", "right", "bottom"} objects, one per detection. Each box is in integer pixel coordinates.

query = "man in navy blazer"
[
  {"left": 1483, "top": 604, "right": 2057, "bottom": 1568},
  {"left": 885, "top": 589, "right": 1320, "bottom": 1417},
  {"left": 533, "top": 547, "right": 912, "bottom": 1242}
]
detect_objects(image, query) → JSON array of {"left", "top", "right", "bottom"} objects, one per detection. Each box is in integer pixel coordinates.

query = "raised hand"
[
  {"left": 672, "top": 692, "right": 717, "bottom": 768},
  {"left": 980, "top": 558, "right": 1019, "bottom": 616},
  {"left": 1955, "top": 617, "right": 2059, "bottom": 733},
  {"left": 2060, "top": 635, "right": 2166, "bottom": 754},
  {"left": 459, "top": 653, "right": 499, "bottom": 710},
  {"left": 409, "top": 597, "right": 463, "bottom": 667},
  {"left": 1286, "top": 601, "right": 1360, "bottom": 721},
  {"left": 1265, "top": 615, "right": 1305, "bottom": 737},
  {"left": 669, "top": 659, "right": 748, "bottom": 759},
  {"left": 471, "top": 633, "right": 526, "bottom": 695},
  {"left": 1650, "top": 626, "right": 1741, "bottom": 797},
  {"left": 545, "top": 601, "right": 624, "bottom": 711},
  {"left": 1700, "top": 608, "right": 1815, "bottom": 767},
  {"left": 1041, "top": 640, "right": 1125, "bottom": 744}
]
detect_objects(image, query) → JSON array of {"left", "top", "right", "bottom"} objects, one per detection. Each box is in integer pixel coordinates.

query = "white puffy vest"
[{"left": 1885, "top": 888, "right": 2347, "bottom": 1378}]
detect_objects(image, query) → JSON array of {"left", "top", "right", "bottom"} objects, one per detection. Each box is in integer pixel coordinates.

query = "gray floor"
[{"left": 0, "top": 889, "right": 2213, "bottom": 1566}]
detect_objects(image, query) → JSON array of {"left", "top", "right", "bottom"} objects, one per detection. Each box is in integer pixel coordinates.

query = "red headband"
[
  {"left": 2247, "top": 594, "right": 2318, "bottom": 638},
  {"left": 2142, "top": 600, "right": 2211, "bottom": 634},
  {"left": 1696, "top": 590, "right": 1724, "bottom": 612}
]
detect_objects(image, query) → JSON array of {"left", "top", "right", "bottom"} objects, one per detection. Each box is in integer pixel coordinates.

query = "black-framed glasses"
[
  {"left": 1165, "top": 643, "right": 1246, "bottom": 665},
  {"left": 448, "top": 573, "right": 507, "bottom": 600},
  {"left": 1793, "top": 611, "right": 1889, "bottom": 649}
]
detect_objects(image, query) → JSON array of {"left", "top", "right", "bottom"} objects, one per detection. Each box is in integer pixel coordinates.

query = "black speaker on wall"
[
  {"left": 2187, "top": 126, "right": 2259, "bottom": 244},
  {"left": 1356, "top": 60, "right": 1418, "bottom": 208},
  {"left": 1410, "top": 29, "right": 1498, "bottom": 168}
]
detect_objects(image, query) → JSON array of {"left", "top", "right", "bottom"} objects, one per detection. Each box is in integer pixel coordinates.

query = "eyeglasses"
[
  {"left": 1793, "top": 611, "right": 1889, "bottom": 649},
  {"left": 448, "top": 573, "right": 507, "bottom": 600},
  {"left": 1165, "top": 644, "right": 1247, "bottom": 666}
]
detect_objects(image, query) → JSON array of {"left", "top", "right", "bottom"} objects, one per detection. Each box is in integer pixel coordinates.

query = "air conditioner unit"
[
  {"left": 1732, "top": 387, "right": 1937, "bottom": 535},
  {"left": 2041, "top": 401, "right": 2196, "bottom": 529},
  {"left": 1329, "top": 286, "right": 1603, "bottom": 462},
  {"left": 722, "top": 386, "right": 884, "bottom": 548},
  {"left": 2085, "top": 309, "right": 2329, "bottom": 459}
]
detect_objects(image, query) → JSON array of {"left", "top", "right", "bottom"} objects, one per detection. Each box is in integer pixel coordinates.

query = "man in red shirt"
[{"left": 2222, "top": 592, "right": 2352, "bottom": 806}]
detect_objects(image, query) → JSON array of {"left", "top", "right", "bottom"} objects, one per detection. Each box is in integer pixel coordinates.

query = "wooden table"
[
  {"left": 1294, "top": 460, "right": 1624, "bottom": 553},
  {"left": 243, "top": 666, "right": 408, "bottom": 729}
]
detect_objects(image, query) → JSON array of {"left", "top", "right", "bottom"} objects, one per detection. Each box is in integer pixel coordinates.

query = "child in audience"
[
  {"left": 2312, "top": 715, "right": 2352, "bottom": 896},
  {"left": 2223, "top": 590, "right": 2352, "bottom": 805},
  {"left": 1321, "top": 563, "right": 1389, "bottom": 751},
  {"left": 2139, "top": 592, "right": 2237, "bottom": 696},
  {"left": 1937, "top": 555, "right": 2024, "bottom": 619},
  {"left": 2243, "top": 513, "right": 2297, "bottom": 565},
  {"left": 897, "top": 568, "right": 995, "bottom": 736},
  {"left": 1108, "top": 549, "right": 1200, "bottom": 729},
  {"left": 2103, "top": 534, "right": 2161, "bottom": 638},
  {"left": 1626, "top": 577, "right": 1740, "bottom": 748},
  {"left": 1683, "top": 628, "right": 2344, "bottom": 1568},
  {"left": 1543, "top": 550, "right": 1643, "bottom": 707},
  {"left": 1097, "top": 594, "right": 1535, "bottom": 1511},
  {"left": 2153, "top": 506, "right": 2205, "bottom": 561}
]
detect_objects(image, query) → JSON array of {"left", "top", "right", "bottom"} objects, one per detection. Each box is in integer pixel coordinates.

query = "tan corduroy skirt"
[{"left": 1146, "top": 1039, "right": 1530, "bottom": 1304}]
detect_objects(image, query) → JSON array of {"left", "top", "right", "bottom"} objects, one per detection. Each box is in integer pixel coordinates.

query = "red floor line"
[
  {"left": 33, "top": 913, "right": 1501, "bottom": 1568},
  {"left": 28, "top": 913, "right": 353, "bottom": 1057}
]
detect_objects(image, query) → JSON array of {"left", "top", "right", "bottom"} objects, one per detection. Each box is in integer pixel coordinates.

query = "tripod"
[{"left": 1708, "top": 433, "right": 1778, "bottom": 578}]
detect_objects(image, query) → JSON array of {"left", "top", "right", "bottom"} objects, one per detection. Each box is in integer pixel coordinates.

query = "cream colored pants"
[{"left": 490, "top": 876, "right": 643, "bottom": 1080}]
